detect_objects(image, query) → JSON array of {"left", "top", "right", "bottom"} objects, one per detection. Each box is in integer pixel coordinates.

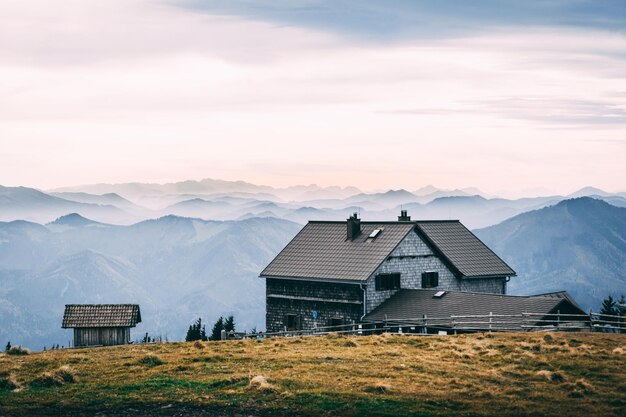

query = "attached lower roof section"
[{"left": 364, "top": 289, "right": 585, "bottom": 323}]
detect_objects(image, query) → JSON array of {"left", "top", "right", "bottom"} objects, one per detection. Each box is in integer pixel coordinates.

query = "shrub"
[
  {"left": 365, "top": 382, "right": 393, "bottom": 394},
  {"left": 138, "top": 355, "right": 165, "bottom": 367},
  {"left": 344, "top": 339, "right": 358, "bottom": 348},
  {"left": 193, "top": 340, "right": 205, "bottom": 349},
  {"left": 31, "top": 366, "right": 76, "bottom": 388},
  {"left": 0, "top": 374, "right": 18, "bottom": 391},
  {"left": 7, "top": 346, "right": 30, "bottom": 356}
]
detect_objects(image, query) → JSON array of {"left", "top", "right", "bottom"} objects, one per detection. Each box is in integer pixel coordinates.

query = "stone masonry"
[
  {"left": 265, "top": 278, "right": 363, "bottom": 333},
  {"left": 365, "top": 230, "right": 506, "bottom": 312}
]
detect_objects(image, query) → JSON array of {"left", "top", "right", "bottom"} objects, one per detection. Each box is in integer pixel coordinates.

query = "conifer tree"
[
  {"left": 600, "top": 295, "right": 618, "bottom": 322},
  {"left": 5, "top": 341, "right": 10, "bottom": 352},
  {"left": 224, "top": 315, "right": 235, "bottom": 333},
  {"left": 185, "top": 318, "right": 207, "bottom": 342},
  {"left": 210, "top": 316, "right": 225, "bottom": 341}
]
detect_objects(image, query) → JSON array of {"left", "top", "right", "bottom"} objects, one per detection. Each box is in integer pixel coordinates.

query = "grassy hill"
[{"left": 1, "top": 333, "right": 625, "bottom": 416}]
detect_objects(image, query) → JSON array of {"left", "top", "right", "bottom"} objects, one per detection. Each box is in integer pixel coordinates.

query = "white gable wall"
[{"left": 365, "top": 230, "right": 506, "bottom": 313}]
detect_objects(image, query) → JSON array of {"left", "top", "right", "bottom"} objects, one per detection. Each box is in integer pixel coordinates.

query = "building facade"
[{"left": 260, "top": 211, "right": 516, "bottom": 333}]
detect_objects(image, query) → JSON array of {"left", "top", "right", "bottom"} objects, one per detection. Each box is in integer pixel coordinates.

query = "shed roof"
[
  {"left": 62, "top": 304, "right": 142, "bottom": 328},
  {"left": 364, "top": 289, "right": 586, "bottom": 330},
  {"left": 260, "top": 219, "right": 515, "bottom": 282}
]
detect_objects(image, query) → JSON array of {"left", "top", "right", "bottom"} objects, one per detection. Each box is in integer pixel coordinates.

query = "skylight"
[
  {"left": 369, "top": 229, "right": 381, "bottom": 238},
  {"left": 433, "top": 291, "right": 446, "bottom": 298}
]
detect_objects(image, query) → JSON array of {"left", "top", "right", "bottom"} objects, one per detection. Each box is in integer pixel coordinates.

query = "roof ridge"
[{"left": 307, "top": 220, "right": 461, "bottom": 224}]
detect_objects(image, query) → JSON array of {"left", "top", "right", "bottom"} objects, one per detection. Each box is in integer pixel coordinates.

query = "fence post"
[
  {"left": 489, "top": 312, "right": 492, "bottom": 333},
  {"left": 589, "top": 308, "right": 594, "bottom": 332},
  {"left": 522, "top": 312, "right": 527, "bottom": 330},
  {"left": 423, "top": 314, "right": 428, "bottom": 334},
  {"left": 452, "top": 317, "right": 457, "bottom": 335},
  {"left": 557, "top": 309, "right": 560, "bottom": 331}
]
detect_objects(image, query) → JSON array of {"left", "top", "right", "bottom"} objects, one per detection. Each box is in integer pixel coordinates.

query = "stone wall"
[
  {"left": 365, "top": 230, "right": 506, "bottom": 312},
  {"left": 265, "top": 278, "right": 363, "bottom": 333}
]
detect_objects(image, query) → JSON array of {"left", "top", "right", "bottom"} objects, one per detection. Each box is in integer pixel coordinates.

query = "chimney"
[
  {"left": 398, "top": 209, "right": 411, "bottom": 221},
  {"left": 347, "top": 212, "right": 361, "bottom": 240}
]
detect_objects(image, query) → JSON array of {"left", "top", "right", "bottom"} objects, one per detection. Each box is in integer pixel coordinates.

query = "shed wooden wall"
[{"left": 73, "top": 327, "right": 130, "bottom": 347}]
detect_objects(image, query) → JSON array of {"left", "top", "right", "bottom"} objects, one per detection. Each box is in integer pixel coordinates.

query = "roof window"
[{"left": 369, "top": 229, "right": 382, "bottom": 238}]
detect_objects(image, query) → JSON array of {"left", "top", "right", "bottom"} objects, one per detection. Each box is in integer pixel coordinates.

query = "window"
[
  {"left": 422, "top": 272, "right": 439, "bottom": 288},
  {"left": 284, "top": 314, "right": 301, "bottom": 331},
  {"left": 375, "top": 273, "right": 401, "bottom": 291}
]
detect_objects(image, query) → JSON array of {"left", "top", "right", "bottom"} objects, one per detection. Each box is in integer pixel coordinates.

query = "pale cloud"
[{"left": 0, "top": 0, "right": 624, "bottom": 194}]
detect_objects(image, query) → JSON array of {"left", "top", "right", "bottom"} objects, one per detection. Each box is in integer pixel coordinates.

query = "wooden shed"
[{"left": 62, "top": 304, "right": 141, "bottom": 347}]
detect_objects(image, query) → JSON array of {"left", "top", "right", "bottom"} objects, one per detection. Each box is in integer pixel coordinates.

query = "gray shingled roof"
[
  {"left": 260, "top": 222, "right": 415, "bottom": 281},
  {"left": 364, "top": 289, "right": 586, "bottom": 330},
  {"left": 416, "top": 221, "right": 516, "bottom": 278},
  {"left": 261, "top": 219, "right": 515, "bottom": 282},
  {"left": 62, "top": 304, "right": 142, "bottom": 328}
]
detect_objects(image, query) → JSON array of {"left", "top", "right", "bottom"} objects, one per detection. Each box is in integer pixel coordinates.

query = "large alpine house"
[{"left": 260, "top": 210, "right": 517, "bottom": 333}]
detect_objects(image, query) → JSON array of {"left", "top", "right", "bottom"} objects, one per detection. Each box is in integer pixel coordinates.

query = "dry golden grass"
[
  {"left": 30, "top": 365, "right": 77, "bottom": 388},
  {"left": 248, "top": 375, "right": 275, "bottom": 391},
  {"left": 0, "top": 332, "right": 625, "bottom": 416}
]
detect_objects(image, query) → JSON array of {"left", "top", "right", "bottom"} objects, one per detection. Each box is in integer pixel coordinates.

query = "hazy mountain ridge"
[
  {"left": 2, "top": 181, "right": 625, "bottom": 349},
  {"left": 0, "top": 216, "right": 301, "bottom": 349},
  {"left": 51, "top": 178, "right": 362, "bottom": 203},
  {"left": 3, "top": 181, "right": 625, "bottom": 229},
  {"left": 475, "top": 197, "right": 626, "bottom": 310}
]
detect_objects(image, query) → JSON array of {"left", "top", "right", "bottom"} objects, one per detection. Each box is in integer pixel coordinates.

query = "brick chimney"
[
  {"left": 398, "top": 209, "right": 411, "bottom": 221},
  {"left": 347, "top": 212, "right": 361, "bottom": 240}
]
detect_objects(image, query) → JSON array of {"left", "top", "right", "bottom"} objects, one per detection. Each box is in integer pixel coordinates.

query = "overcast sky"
[{"left": 1, "top": 0, "right": 625, "bottom": 195}]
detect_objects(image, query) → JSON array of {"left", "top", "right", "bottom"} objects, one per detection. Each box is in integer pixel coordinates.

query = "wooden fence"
[{"left": 242, "top": 311, "right": 625, "bottom": 339}]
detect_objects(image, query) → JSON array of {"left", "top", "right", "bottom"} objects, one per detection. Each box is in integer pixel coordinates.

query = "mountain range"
[
  {"left": 0, "top": 178, "right": 624, "bottom": 349},
  {"left": 0, "top": 215, "right": 301, "bottom": 349},
  {"left": 475, "top": 198, "right": 626, "bottom": 310},
  {"left": 2, "top": 180, "right": 625, "bottom": 229}
]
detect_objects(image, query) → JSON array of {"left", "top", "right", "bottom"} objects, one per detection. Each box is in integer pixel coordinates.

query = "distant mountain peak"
[
  {"left": 555, "top": 196, "right": 610, "bottom": 209},
  {"left": 48, "top": 213, "right": 101, "bottom": 227},
  {"left": 568, "top": 186, "right": 611, "bottom": 198},
  {"left": 384, "top": 189, "right": 414, "bottom": 196},
  {"left": 413, "top": 185, "right": 439, "bottom": 196}
]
